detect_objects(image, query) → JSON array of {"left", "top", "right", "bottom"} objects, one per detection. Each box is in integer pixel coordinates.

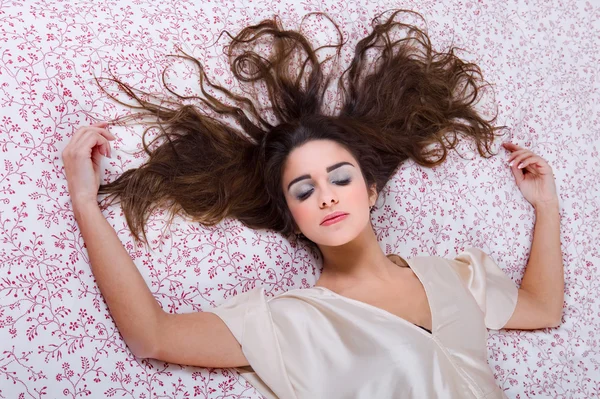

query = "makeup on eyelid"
[
  {"left": 294, "top": 177, "right": 352, "bottom": 201},
  {"left": 287, "top": 162, "right": 355, "bottom": 192}
]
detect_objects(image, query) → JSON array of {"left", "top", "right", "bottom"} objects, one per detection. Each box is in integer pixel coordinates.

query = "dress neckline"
[{"left": 310, "top": 254, "right": 435, "bottom": 337}]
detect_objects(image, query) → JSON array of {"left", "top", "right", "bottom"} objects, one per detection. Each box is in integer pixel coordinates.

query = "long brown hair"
[{"left": 96, "top": 9, "right": 503, "bottom": 246}]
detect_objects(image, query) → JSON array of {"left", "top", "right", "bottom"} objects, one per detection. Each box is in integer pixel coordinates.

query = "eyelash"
[{"left": 297, "top": 179, "right": 351, "bottom": 201}]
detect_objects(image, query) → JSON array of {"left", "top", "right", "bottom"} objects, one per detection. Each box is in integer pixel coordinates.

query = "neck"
[{"left": 316, "top": 224, "right": 396, "bottom": 286}]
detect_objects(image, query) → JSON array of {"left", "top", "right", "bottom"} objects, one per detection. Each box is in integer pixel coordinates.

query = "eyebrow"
[{"left": 287, "top": 161, "right": 354, "bottom": 191}]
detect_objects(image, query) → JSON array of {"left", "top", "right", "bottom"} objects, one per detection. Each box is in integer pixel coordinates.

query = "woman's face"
[{"left": 282, "top": 139, "right": 377, "bottom": 246}]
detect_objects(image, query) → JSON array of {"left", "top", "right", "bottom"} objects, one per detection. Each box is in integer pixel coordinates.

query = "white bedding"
[{"left": 1, "top": 0, "right": 598, "bottom": 398}]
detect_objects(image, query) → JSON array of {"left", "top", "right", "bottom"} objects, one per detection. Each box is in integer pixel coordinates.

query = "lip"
[{"left": 320, "top": 211, "right": 349, "bottom": 225}]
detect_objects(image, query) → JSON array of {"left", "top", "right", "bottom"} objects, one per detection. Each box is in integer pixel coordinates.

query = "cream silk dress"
[{"left": 206, "top": 247, "right": 519, "bottom": 399}]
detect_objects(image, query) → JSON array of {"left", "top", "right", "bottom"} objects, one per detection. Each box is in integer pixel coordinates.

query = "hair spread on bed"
[{"left": 95, "top": 9, "right": 503, "bottom": 245}]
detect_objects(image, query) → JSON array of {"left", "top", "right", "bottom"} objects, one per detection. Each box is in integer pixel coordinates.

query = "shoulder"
[
  {"left": 267, "top": 288, "right": 329, "bottom": 326},
  {"left": 404, "top": 248, "right": 492, "bottom": 269},
  {"left": 402, "top": 253, "right": 448, "bottom": 270},
  {"left": 271, "top": 286, "right": 321, "bottom": 305}
]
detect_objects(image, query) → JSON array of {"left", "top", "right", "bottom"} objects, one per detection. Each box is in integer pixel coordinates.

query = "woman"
[{"left": 62, "top": 9, "right": 563, "bottom": 399}]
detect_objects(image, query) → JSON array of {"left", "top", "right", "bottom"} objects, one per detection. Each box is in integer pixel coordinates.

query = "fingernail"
[
  {"left": 518, "top": 163, "right": 524, "bottom": 169},
  {"left": 509, "top": 160, "right": 514, "bottom": 166}
]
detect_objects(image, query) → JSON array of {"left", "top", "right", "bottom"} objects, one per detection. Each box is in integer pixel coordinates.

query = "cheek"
[
  {"left": 349, "top": 181, "right": 370, "bottom": 205},
  {"left": 289, "top": 202, "right": 313, "bottom": 226}
]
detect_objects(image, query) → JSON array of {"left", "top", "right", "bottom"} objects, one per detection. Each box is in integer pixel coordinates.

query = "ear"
[{"left": 368, "top": 182, "right": 378, "bottom": 207}]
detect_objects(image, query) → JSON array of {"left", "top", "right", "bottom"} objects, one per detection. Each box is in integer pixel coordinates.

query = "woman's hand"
[
  {"left": 62, "top": 121, "right": 116, "bottom": 209},
  {"left": 503, "top": 142, "right": 559, "bottom": 208}
]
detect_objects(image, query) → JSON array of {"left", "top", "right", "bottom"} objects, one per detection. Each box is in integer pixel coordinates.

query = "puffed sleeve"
[
  {"left": 204, "top": 288, "right": 265, "bottom": 343},
  {"left": 205, "top": 287, "right": 296, "bottom": 399},
  {"left": 447, "top": 247, "right": 519, "bottom": 330}
]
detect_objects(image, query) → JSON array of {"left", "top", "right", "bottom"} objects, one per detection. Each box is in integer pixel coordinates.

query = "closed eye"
[{"left": 297, "top": 179, "right": 351, "bottom": 201}]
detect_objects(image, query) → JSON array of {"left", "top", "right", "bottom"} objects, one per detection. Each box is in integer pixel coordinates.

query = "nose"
[{"left": 320, "top": 188, "right": 339, "bottom": 208}]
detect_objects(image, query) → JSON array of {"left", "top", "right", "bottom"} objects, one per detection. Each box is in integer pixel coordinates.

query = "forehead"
[{"left": 282, "top": 140, "right": 355, "bottom": 182}]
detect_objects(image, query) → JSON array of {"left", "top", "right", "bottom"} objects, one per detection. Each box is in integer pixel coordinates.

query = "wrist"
[
  {"left": 533, "top": 199, "right": 559, "bottom": 212},
  {"left": 72, "top": 200, "right": 101, "bottom": 218}
]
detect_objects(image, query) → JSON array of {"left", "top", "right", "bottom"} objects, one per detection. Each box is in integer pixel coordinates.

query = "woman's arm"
[
  {"left": 520, "top": 201, "right": 564, "bottom": 322},
  {"left": 74, "top": 200, "right": 250, "bottom": 367},
  {"left": 501, "top": 142, "right": 564, "bottom": 330},
  {"left": 64, "top": 123, "right": 249, "bottom": 366},
  {"left": 502, "top": 201, "right": 564, "bottom": 329},
  {"left": 63, "top": 122, "right": 161, "bottom": 355},
  {"left": 74, "top": 200, "right": 163, "bottom": 357}
]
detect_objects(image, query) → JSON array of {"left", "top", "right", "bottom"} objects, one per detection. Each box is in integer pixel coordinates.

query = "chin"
[
  {"left": 313, "top": 237, "right": 351, "bottom": 248},
  {"left": 311, "top": 226, "right": 362, "bottom": 247}
]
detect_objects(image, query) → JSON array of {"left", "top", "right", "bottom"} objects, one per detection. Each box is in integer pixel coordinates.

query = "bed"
[{"left": 1, "top": 0, "right": 599, "bottom": 398}]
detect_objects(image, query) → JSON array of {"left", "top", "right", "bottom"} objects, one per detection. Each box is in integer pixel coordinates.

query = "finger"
[
  {"left": 502, "top": 142, "right": 526, "bottom": 151},
  {"left": 507, "top": 149, "right": 531, "bottom": 164},
  {"left": 68, "top": 129, "right": 111, "bottom": 158},
  {"left": 97, "top": 125, "right": 116, "bottom": 141},
  {"left": 79, "top": 132, "right": 111, "bottom": 158},
  {"left": 510, "top": 152, "right": 537, "bottom": 169},
  {"left": 64, "top": 133, "right": 109, "bottom": 162},
  {"left": 91, "top": 142, "right": 105, "bottom": 167},
  {"left": 97, "top": 137, "right": 111, "bottom": 158},
  {"left": 72, "top": 126, "right": 116, "bottom": 145},
  {"left": 508, "top": 158, "right": 525, "bottom": 185},
  {"left": 91, "top": 121, "right": 109, "bottom": 127},
  {"left": 518, "top": 155, "right": 548, "bottom": 171},
  {"left": 91, "top": 123, "right": 111, "bottom": 148},
  {"left": 100, "top": 142, "right": 111, "bottom": 158}
]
